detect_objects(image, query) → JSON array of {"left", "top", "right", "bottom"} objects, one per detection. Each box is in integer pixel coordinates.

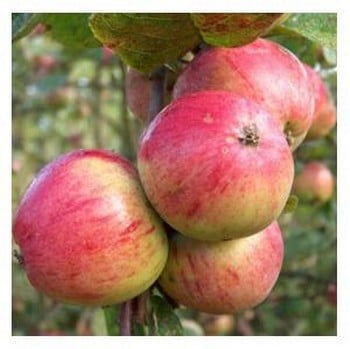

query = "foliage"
[{"left": 12, "top": 13, "right": 336, "bottom": 336}]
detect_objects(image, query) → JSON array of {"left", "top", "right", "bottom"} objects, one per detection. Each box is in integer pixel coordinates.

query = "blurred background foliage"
[{"left": 12, "top": 18, "right": 336, "bottom": 336}]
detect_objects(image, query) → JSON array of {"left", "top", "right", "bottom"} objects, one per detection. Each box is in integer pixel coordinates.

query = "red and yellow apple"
[
  {"left": 292, "top": 161, "right": 334, "bottom": 203},
  {"left": 138, "top": 90, "right": 294, "bottom": 241},
  {"left": 158, "top": 222, "right": 284, "bottom": 314},
  {"left": 13, "top": 149, "right": 168, "bottom": 306},
  {"left": 303, "top": 64, "right": 337, "bottom": 140},
  {"left": 173, "top": 38, "right": 314, "bottom": 150}
]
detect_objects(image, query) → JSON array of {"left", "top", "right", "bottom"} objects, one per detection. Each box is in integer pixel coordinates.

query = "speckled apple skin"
[
  {"left": 293, "top": 161, "right": 334, "bottom": 203},
  {"left": 138, "top": 91, "right": 294, "bottom": 241},
  {"left": 303, "top": 64, "right": 337, "bottom": 140},
  {"left": 173, "top": 38, "right": 314, "bottom": 150},
  {"left": 13, "top": 149, "right": 168, "bottom": 306},
  {"left": 158, "top": 221, "right": 284, "bottom": 314}
]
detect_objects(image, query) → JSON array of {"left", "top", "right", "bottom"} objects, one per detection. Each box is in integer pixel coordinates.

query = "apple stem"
[
  {"left": 147, "top": 66, "right": 168, "bottom": 124},
  {"left": 119, "top": 301, "right": 132, "bottom": 335},
  {"left": 135, "top": 290, "right": 149, "bottom": 324}
]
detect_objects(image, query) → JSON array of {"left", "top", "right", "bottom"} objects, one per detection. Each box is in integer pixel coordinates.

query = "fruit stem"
[
  {"left": 119, "top": 300, "right": 132, "bottom": 336},
  {"left": 147, "top": 66, "right": 168, "bottom": 124},
  {"left": 135, "top": 290, "right": 149, "bottom": 324}
]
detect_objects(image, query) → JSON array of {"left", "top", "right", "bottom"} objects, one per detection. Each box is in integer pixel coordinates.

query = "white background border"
[{"left": 2, "top": 1, "right": 349, "bottom": 348}]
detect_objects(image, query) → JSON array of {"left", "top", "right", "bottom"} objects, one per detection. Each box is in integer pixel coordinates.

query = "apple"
[
  {"left": 327, "top": 283, "right": 337, "bottom": 306},
  {"left": 303, "top": 64, "right": 337, "bottom": 140},
  {"left": 32, "top": 54, "right": 58, "bottom": 77},
  {"left": 125, "top": 68, "right": 152, "bottom": 122},
  {"left": 199, "top": 313, "right": 235, "bottom": 335},
  {"left": 101, "top": 46, "right": 114, "bottom": 65},
  {"left": 138, "top": 91, "right": 294, "bottom": 241},
  {"left": 125, "top": 67, "right": 182, "bottom": 123},
  {"left": 191, "top": 13, "right": 289, "bottom": 47},
  {"left": 292, "top": 161, "right": 334, "bottom": 203},
  {"left": 158, "top": 221, "right": 284, "bottom": 314},
  {"left": 13, "top": 149, "right": 168, "bottom": 306},
  {"left": 173, "top": 38, "right": 315, "bottom": 150}
]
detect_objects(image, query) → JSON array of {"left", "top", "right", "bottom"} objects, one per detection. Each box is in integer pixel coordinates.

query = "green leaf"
[
  {"left": 41, "top": 14, "right": 100, "bottom": 49},
  {"left": 268, "top": 33, "right": 322, "bottom": 66},
  {"left": 280, "top": 13, "right": 336, "bottom": 50},
  {"left": 132, "top": 322, "right": 148, "bottom": 336},
  {"left": 191, "top": 13, "right": 288, "bottom": 47},
  {"left": 282, "top": 195, "right": 299, "bottom": 214},
  {"left": 89, "top": 14, "right": 201, "bottom": 73},
  {"left": 12, "top": 13, "right": 42, "bottom": 42},
  {"left": 149, "top": 295, "right": 183, "bottom": 336},
  {"left": 13, "top": 13, "right": 100, "bottom": 49},
  {"left": 102, "top": 305, "right": 119, "bottom": 336}
]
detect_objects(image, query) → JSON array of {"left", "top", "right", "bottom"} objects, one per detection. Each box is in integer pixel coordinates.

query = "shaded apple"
[
  {"left": 125, "top": 68, "right": 151, "bottom": 122},
  {"left": 13, "top": 149, "right": 168, "bottom": 306},
  {"left": 125, "top": 67, "right": 185, "bottom": 122},
  {"left": 138, "top": 91, "right": 294, "bottom": 241},
  {"left": 292, "top": 161, "right": 334, "bottom": 203},
  {"left": 158, "top": 221, "right": 284, "bottom": 314},
  {"left": 303, "top": 64, "right": 337, "bottom": 140},
  {"left": 191, "top": 13, "right": 288, "bottom": 47},
  {"left": 173, "top": 38, "right": 314, "bottom": 150}
]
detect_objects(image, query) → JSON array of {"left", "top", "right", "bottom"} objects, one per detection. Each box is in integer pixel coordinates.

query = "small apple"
[
  {"left": 125, "top": 67, "right": 180, "bottom": 123},
  {"left": 199, "top": 313, "right": 235, "bottom": 336},
  {"left": 101, "top": 46, "right": 114, "bottom": 65},
  {"left": 158, "top": 221, "right": 284, "bottom": 314},
  {"left": 303, "top": 64, "right": 337, "bottom": 140},
  {"left": 327, "top": 283, "right": 337, "bottom": 306},
  {"left": 173, "top": 38, "right": 314, "bottom": 150},
  {"left": 292, "top": 161, "right": 334, "bottom": 203},
  {"left": 138, "top": 91, "right": 294, "bottom": 241},
  {"left": 32, "top": 54, "right": 58, "bottom": 77},
  {"left": 125, "top": 68, "right": 151, "bottom": 122},
  {"left": 13, "top": 149, "right": 168, "bottom": 306}
]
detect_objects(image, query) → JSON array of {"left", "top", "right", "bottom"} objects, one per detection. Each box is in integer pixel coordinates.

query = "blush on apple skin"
[
  {"left": 138, "top": 90, "right": 294, "bottom": 241},
  {"left": 158, "top": 221, "right": 284, "bottom": 314},
  {"left": 292, "top": 161, "right": 334, "bottom": 203},
  {"left": 13, "top": 149, "right": 169, "bottom": 306},
  {"left": 173, "top": 38, "right": 314, "bottom": 150},
  {"left": 303, "top": 64, "right": 337, "bottom": 140}
]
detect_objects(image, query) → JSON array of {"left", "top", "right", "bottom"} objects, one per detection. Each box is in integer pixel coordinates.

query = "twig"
[
  {"left": 281, "top": 270, "right": 332, "bottom": 284},
  {"left": 147, "top": 66, "right": 168, "bottom": 124},
  {"left": 119, "top": 301, "right": 132, "bottom": 336}
]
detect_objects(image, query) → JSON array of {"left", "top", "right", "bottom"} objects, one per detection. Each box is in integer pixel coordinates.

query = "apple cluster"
[{"left": 13, "top": 38, "right": 336, "bottom": 315}]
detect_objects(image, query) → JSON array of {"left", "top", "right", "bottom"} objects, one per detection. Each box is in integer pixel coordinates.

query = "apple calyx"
[
  {"left": 13, "top": 249, "right": 25, "bottom": 266},
  {"left": 284, "top": 123, "right": 295, "bottom": 148},
  {"left": 239, "top": 123, "right": 259, "bottom": 146}
]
